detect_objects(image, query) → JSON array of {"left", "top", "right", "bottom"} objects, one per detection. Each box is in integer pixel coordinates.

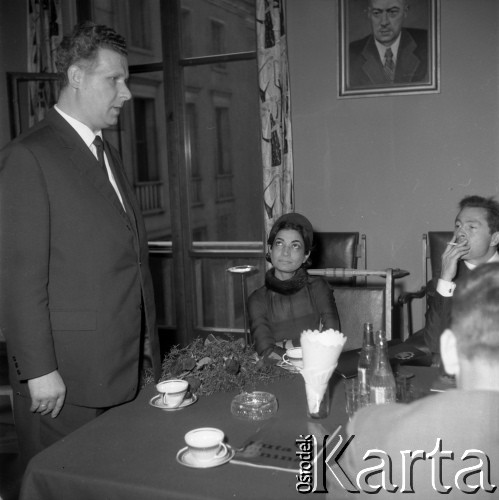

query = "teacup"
[
  {"left": 156, "top": 379, "right": 189, "bottom": 408},
  {"left": 282, "top": 347, "right": 303, "bottom": 369},
  {"left": 184, "top": 427, "right": 227, "bottom": 463}
]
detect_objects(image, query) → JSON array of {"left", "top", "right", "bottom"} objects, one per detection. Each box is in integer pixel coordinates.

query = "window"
[
  {"left": 134, "top": 97, "right": 159, "bottom": 182},
  {"left": 210, "top": 20, "right": 226, "bottom": 70},
  {"left": 211, "top": 20, "right": 225, "bottom": 53},
  {"left": 129, "top": 0, "right": 153, "bottom": 50},
  {"left": 214, "top": 106, "right": 233, "bottom": 202},
  {"left": 93, "top": 0, "right": 264, "bottom": 345},
  {"left": 181, "top": 8, "right": 193, "bottom": 57},
  {"left": 215, "top": 106, "right": 231, "bottom": 176}
]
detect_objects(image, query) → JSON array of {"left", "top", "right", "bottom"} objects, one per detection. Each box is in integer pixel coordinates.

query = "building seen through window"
[{"left": 91, "top": 0, "right": 263, "bottom": 343}]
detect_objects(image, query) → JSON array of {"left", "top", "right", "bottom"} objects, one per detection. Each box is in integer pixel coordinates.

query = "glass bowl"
[{"left": 230, "top": 391, "right": 278, "bottom": 421}]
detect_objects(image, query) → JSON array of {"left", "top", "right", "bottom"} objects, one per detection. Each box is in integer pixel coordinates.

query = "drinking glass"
[{"left": 344, "top": 378, "right": 361, "bottom": 421}]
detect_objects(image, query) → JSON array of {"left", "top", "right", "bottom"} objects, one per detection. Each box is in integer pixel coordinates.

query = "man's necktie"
[
  {"left": 92, "top": 135, "right": 128, "bottom": 213},
  {"left": 93, "top": 136, "right": 107, "bottom": 172},
  {"left": 384, "top": 47, "right": 395, "bottom": 82}
]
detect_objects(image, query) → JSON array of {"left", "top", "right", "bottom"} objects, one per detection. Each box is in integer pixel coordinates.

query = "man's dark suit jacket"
[
  {"left": 0, "top": 109, "right": 161, "bottom": 408},
  {"left": 348, "top": 28, "right": 428, "bottom": 88},
  {"left": 421, "top": 261, "right": 471, "bottom": 354},
  {"left": 404, "top": 260, "right": 471, "bottom": 356}
]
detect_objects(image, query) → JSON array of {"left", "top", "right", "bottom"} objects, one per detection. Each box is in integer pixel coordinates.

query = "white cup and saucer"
[
  {"left": 281, "top": 347, "right": 303, "bottom": 371},
  {"left": 150, "top": 379, "right": 196, "bottom": 411},
  {"left": 176, "top": 427, "right": 235, "bottom": 468}
]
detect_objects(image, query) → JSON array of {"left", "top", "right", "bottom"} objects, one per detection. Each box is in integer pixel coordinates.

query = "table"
[{"left": 20, "top": 367, "right": 438, "bottom": 500}]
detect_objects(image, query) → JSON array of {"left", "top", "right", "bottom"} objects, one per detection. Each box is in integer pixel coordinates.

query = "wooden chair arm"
[{"left": 398, "top": 286, "right": 426, "bottom": 305}]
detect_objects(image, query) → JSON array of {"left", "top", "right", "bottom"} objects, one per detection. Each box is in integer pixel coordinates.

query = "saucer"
[
  {"left": 149, "top": 393, "right": 198, "bottom": 411},
  {"left": 277, "top": 361, "right": 301, "bottom": 373},
  {"left": 176, "top": 445, "right": 235, "bottom": 469}
]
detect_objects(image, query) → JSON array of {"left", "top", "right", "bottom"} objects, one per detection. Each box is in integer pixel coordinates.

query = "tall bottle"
[
  {"left": 357, "top": 322, "right": 375, "bottom": 400},
  {"left": 369, "top": 330, "right": 396, "bottom": 405}
]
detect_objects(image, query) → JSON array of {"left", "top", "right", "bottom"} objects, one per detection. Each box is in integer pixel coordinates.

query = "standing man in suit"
[
  {"left": 348, "top": 0, "right": 428, "bottom": 88},
  {"left": 408, "top": 195, "right": 499, "bottom": 355},
  {"left": 0, "top": 22, "right": 161, "bottom": 468},
  {"left": 327, "top": 262, "right": 499, "bottom": 499}
]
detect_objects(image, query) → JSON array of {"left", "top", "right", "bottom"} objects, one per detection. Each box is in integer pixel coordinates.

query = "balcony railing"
[
  {"left": 148, "top": 241, "right": 265, "bottom": 340},
  {"left": 135, "top": 180, "right": 164, "bottom": 214}
]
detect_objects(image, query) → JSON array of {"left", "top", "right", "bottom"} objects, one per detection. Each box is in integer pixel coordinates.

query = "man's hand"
[
  {"left": 28, "top": 370, "right": 66, "bottom": 418},
  {"left": 440, "top": 235, "right": 470, "bottom": 282}
]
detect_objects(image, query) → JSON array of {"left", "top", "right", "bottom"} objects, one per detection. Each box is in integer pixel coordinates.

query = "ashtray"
[{"left": 230, "top": 391, "right": 278, "bottom": 421}]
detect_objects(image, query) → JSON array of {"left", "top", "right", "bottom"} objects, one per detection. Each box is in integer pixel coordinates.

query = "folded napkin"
[{"left": 300, "top": 329, "right": 347, "bottom": 413}]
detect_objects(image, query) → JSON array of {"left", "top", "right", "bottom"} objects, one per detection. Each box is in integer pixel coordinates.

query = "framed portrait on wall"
[{"left": 338, "top": 0, "right": 440, "bottom": 98}]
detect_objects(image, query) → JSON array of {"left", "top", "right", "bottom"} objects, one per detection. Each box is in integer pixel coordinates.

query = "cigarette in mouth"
[{"left": 447, "top": 242, "right": 458, "bottom": 246}]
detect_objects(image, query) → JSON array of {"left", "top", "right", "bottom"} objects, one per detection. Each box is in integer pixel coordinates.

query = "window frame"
[{"left": 159, "top": 1, "right": 263, "bottom": 345}]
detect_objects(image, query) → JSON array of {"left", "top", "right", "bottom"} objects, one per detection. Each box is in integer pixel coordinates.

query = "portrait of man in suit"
[{"left": 340, "top": 0, "right": 438, "bottom": 96}]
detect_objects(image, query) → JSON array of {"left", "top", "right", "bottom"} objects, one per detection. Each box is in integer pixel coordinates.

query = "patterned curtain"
[
  {"left": 27, "top": 0, "right": 62, "bottom": 128},
  {"left": 256, "top": 0, "right": 294, "bottom": 240}
]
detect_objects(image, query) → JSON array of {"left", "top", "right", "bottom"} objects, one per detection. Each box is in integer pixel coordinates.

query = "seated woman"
[{"left": 248, "top": 212, "right": 340, "bottom": 358}]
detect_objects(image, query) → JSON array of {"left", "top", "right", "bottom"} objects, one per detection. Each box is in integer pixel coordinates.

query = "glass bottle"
[
  {"left": 357, "top": 322, "right": 375, "bottom": 402},
  {"left": 369, "top": 330, "right": 396, "bottom": 405}
]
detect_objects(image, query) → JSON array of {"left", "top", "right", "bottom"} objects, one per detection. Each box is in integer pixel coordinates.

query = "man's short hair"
[
  {"left": 55, "top": 21, "right": 127, "bottom": 87},
  {"left": 451, "top": 262, "right": 499, "bottom": 361},
  {"left": 367, "top": 0, "right": 409, "bottom": 12},
  {"left": 459, "top": 195, "right": 499, "bottom": 234}
]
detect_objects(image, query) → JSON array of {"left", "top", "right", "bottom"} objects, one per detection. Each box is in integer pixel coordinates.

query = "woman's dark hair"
[{"left": 266, "top": 213, "right": 315, "bottom": 268}]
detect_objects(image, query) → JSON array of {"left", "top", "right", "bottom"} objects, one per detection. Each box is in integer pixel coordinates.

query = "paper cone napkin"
[
  {"left": 304, "top": 381, "right": 328, "bottom": 414},
  {"left": 300, "top": 328, "right": 347, "bottom": 371},
  {"left": 300, "top": 329, "right": 347, "bottom": 413},
  {"left": 301, "top": 368, "right": 334, "bottom": 414}
]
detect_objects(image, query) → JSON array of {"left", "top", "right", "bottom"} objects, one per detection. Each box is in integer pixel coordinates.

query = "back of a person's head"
[
  {"left": 55, "top": 21, "right": 127, "bottom": 87},
  {"left": 451, "top": 262, "right": 499, "bottom": 362},
  {"left": 459, "top": 195, "right": 499, "bottom": 234}
]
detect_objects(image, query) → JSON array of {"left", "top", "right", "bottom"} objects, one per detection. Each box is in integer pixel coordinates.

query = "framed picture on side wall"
[{"left": 338, "top": 0, "right": 440, "bottom": 98}]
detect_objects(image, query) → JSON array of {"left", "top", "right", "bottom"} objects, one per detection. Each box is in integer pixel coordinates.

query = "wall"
[
  {"left": 0, "top": 1, "right": 76, "bottom": 149},
  {"left": 287, "top": 0, "right": 499, "bottom": 334}
]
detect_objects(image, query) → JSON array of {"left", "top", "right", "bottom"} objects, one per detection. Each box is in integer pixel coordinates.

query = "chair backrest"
[
  {"left": 398, "top": 232, "right": 453, "bottom": 338},
  {"left": 310, "top": 232, "right": 366, "bottom": 285},
  {"left": 333, "top": 286, "right": 385, "bottom": 351},
  {"left": 407, "top": 231, "right": 453, "bottom": 330}
]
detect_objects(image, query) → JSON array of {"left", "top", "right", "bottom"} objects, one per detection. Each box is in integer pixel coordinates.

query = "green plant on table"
[{"left": 154, "top": 334, "right": 296, "bottom": 396}]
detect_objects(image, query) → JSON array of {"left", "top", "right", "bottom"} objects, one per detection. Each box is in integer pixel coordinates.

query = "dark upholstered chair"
[
  {"left": 309, "top": 268, "right": 405, "bottom": 350},
  {"left": 398, "top": 232, "right": 453, "bottom": 337},
  {"left": 333, "top": 286, "right": 385, "bottom": 351},
  {"left": 310, "top": 232, "right": 366, "bottom": 285}
]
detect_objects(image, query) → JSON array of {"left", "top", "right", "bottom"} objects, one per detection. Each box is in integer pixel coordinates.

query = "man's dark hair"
[
  {"left": 459, "top": 195, "right": 499, "bottom": 233},
  {"left": 451, "top": 262, "right": 499, "bottom": 361},
  {"left": 55, "top": 21, "right": 127, "bottom": 87}
]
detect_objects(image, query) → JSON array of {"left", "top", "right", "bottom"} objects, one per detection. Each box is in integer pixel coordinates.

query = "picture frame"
[
  {"left": 338, "top": 0, "right": 440, "bottom": 98},
  {"left": 7, "top": 72, "right": 60, "bottom": 138}
]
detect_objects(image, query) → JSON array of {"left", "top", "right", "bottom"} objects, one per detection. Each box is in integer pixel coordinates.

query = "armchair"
[
  {"left": 309, "top": 268, "right": 409, "bottom": 350},
  {"left": 398, "top": 231, "right": 453, "bottom": 337}
]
